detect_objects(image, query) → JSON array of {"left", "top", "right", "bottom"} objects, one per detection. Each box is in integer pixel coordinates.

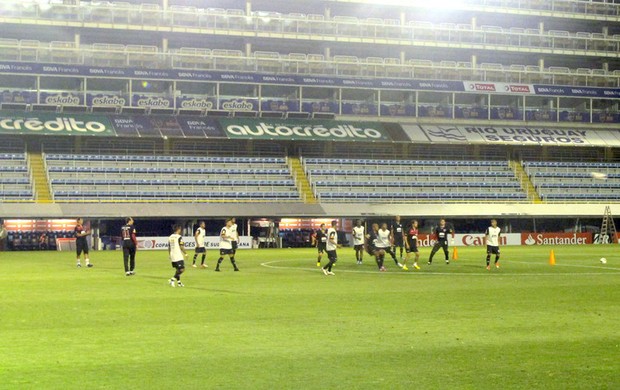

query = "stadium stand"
[
  {"left": 0, "top": 139, "right": 34, "bottom": 201},
  {"left": 44, "top": 153, "right": 300, "bottom": 201},
  {"left": 302, "top": 157, "right": 527, "bottom": 202},
  {"left": 523, "top": 161, "right": 620, "bottom": 201}
]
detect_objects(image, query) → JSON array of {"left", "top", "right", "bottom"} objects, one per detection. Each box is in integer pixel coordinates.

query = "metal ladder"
[{"left": 597, "top": 206, "right": 617, "bottom": 244}]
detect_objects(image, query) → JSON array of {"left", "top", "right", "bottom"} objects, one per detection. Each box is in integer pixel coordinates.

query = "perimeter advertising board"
[{"left": 136, "top": 236, "right": 252, "bottom": 250}]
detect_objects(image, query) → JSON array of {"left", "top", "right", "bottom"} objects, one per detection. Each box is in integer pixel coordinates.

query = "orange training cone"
[
  {"left": 549, "top": 250, "right": 556, "bottom": 266},
  {"left": 452, "top": 246, "right": 459, "bottom": 260}
]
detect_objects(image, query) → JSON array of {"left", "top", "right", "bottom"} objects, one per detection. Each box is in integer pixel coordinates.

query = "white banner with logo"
[
  {"left": 136, "top": 236, "right": 252, "bottom": 250},
  {"left": 414, "top": 233, "right": 522, "bottom": 247}
]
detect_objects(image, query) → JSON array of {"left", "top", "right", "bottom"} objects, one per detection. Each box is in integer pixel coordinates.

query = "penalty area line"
[{"left": 259, "top": 260, "right": 620, "bottom": 276}]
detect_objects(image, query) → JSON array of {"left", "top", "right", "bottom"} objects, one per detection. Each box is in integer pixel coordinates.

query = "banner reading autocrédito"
[
  {"left": 0, "top": 110, "right": 115, "bottom": 136},
  {"left": 219, "top": 118, "right": 394, "bottom": 142}
]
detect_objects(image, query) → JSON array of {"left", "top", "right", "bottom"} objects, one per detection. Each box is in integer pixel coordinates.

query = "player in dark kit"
[
  {"left": 390, "top": 216, "right": 405, "bottom": 261},
  {"left": 403, "top": 219, "right": 421, "bottom": 270},
  {"left": 312, "top": 223, "right": 328, "bottom": 267},
  {"left": 428, "top": 218, "right": 454, "bottom": 265},
  {"left": 75, "top": 218, "right": 93, "bottom": 268},
  {"left": 121, "top": 217, "right": 137, "bottom": 276}
]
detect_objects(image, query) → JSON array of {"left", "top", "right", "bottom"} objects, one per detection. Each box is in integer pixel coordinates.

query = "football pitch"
[{"left": 2, "top": 245, "right": 619, "bottom": 389}]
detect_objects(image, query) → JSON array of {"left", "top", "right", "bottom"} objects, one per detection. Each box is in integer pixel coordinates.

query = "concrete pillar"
[
  {"left": 538, "top": 58, "right": 544, "bottom": 71},
  {"left": 324, "top": 47, "right": 331, "bottom": 60},
  {"left": 325, "top": 6, "right": 331, "bottom": 18},
  {"left": 471, "top": 16, "right": 477, "bottom": 29},
  {"left": 400, "top": 51, "right": 405, "bottom": 64},
  {"left": 162, "top": 0, "right": 168, "bottom": 10},
  {"left": 74, "top": 33, "right": 80, "bottom": 47},
  {"left": 538, "top": 21, "right": 544, "bottom": 33},
  {"left": 162, "top": 37, "right": 168, "bottom": 52},
  {"left": 400, "top": 11, "right": 406, "bottom": 26},
  {"left": 246, "top": 0, "right": 251, "bottom": 16},
  {"left": 245, "top": 42, "right": 252, "bottom": 57},
  {"left": 471, "top": 54, "right": 477, "bottom": 68},
  {"left": 603, "top": 26, "right": 609, "bottom": 36}
]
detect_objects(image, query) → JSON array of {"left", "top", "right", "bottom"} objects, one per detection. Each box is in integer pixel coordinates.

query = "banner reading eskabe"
[
  {"left": 0, "top": 110, "right": 115, "bottom": 136},
  {"left": 220, "top": 118, "right": 393, "bottom": 142}
]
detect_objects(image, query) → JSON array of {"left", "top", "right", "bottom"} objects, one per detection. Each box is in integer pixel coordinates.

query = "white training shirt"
[
  {"left": 376, "top": 229, "right": 391, "bottom": 248},
  {"left": 326, "top": 227, "right": 338, "bottom": 251},
  {"left": 219, "top": 226, "right": 233, "bottom": 250},
  {"left": 230, "top": 223, "right": 239, "bottom": 242},
  {"left": 168, "top": 233, "right": 185, "bottom": 262},
  {"left": 352, "top": 226, "right": 365, "bottom": 246},
  {"left": 485, "top": 226, "right": 501, "bottom": 247},
  {"left": 195, "top": 227, "right": 206, "bottom": 248}
]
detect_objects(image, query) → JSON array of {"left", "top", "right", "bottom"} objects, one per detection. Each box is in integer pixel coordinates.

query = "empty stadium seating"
[
  {"left": 0, "top": 152, "right": 34, "bottom": 200},
  {"left": 44, "top": 154, "right": 300, "bottom": 201},
  {"left": 302, "top": 158, "right": 527, "bottom": 202},
  {"left": 523, "top": 161, "right": 620, "bottom": 201}
]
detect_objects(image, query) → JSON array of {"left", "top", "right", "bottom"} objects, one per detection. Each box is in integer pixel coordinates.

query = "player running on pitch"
[
  {"left": 312, "top": 223, "right": 328, "bottom": 267},
  {"left": 484, "top": 219, "right": 501, "bottom": 270},
  {"left": 321, "top": 220, "right": 339, "bottom": 276},
  {"left": 403, "top": 219, "right": 421, "bottom": 271},
  {"left": 391, "top": 216, "right": 405, "bottom": 261},
  {"left": 168, "top": 224, "right": 187, "bottom": 287},
  {"left": 428, "top": 218, "right": 454, "bottom": 265},
  {"left": 192, "top": 220, "right": 207, "bottom": 268},
  {"left": 352, "top": 219, "right": 365, "bottom": 265}
]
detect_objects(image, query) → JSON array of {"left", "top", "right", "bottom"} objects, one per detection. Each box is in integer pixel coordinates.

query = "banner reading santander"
[{"left": 521, "top": 233, "right": 593, "bottom": 246}]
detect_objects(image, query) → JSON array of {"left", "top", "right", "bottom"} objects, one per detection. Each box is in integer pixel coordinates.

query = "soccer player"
[
  {"left": 322, "top": 220, "right": 338, "bottom": 276},
  {"left": 168, "top": 224, "right": 187, "bottom": 287},
  {"left": 352, "top": 219, "right": 365, "bottom": 265},
  {"left": 403, "top": 219, "right": 421, "bottom": 271},
  {"left": 75, "top": 218, "right": 93, "bottom": 268},
  {"left": 391, "top": 216, "right": 405, "bottom": 261},
  {"left": 374, "top": 223, "right": 394, "bottom": 271},
  {"left": 121, "top": 217, "right": 137, "bottom": 276},
  {"left": 215, "top": 218, "right": 239, "bottom": 272},
  {"left": 312, "top": 223, "right": 327, "bottom": 267},
  {"left": 485, "top": 219, "right": 502, "bottom": 270},
  {"left": 428, "top": 218, "right": 454, "bottom": 265},
  {"left": 192, "top": 220, "right": 207, "bottom": 268},
  {"left": 230, "top": 217, "right": 239, "bottom": 255}
]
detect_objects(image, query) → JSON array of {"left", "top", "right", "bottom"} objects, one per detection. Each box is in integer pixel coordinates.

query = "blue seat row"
[
  {"left": 0, "top": 178, "right": 30, "bottom": 184},
  {"left": 46, "top": 154, "right": 285, "bottom": 164},
  {"left": 524, "top": 161, "right": 620, "bottom": 168},
  {"left": 309, "top": 169, "right": 513, "bottom": 177},
  {"left": 537, "top": 182, "right": 620, "bottom": 189},
  {"left": 48, "top": 167, "right": 290, "bottom": 175},
  {"left": 304, "top": 158, "right": 506, "bottom": 167},
  {"left": 0, "top": 153, "right": 26, "bottom": 160},
  {"left": 54, "top": 191, "right": 300, "bottom": 199},
  {"left": 0, "top": 190, "right": 33, "bottom": 197},
  {"left": 51, "top": 179, "right": 295, "bottom": 186},
  {"left": 531, "top": 172, "right": 620, "bottom": 179},
  {"left": 0, "top": 166, "right": 28, "bottom": 172},
  {"left": 314, "top": 181, "right": 520, "bottom": 188},
  {"left": 542, "top": 193, "right": 620, "bottom": 200},
  {"left": 319, "top": 192, "right": 527, "bottom": 200}
]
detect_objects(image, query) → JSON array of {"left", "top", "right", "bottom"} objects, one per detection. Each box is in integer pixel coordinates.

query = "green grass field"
[{"left": 1, "top": 245, "right": 619, "bottom": 389}]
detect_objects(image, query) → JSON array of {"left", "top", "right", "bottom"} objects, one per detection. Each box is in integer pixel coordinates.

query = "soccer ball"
[{"left": 600, "top": 257, "right": 607, "bottom": 264}]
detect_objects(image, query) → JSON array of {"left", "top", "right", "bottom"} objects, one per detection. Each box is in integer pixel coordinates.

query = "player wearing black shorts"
[
  {"left": 391, "top": 216, "right": 405, "bottom": 261},
  {"left": 428, "top": 219, "right": 454, "bottom": 265},
  {"left": 168, "top": 224, "right": 187, "bottom": 287},
  {"left": 313, "top": 223, "right": 328, "bottom": 267},
  {"left": 121, "top": 217, "right": 137, "bottom": 276},
  {"left": 321, "top": 220, "right": 339, "bottom": 276},
  {"left": 403, "top": 220, "right": 421, "bottom": 270},
  {"left": 352, "top": 219, "right": 365, "bottom": 265},
  {"left": 230, "top": 217, "right": 239, "bottom": 254},
  {"left": 485, "top": 219, "right": 502, "bottom": 270},
  {"left": 74, "top": 218, "right": 93, "bottom": 268},
  {"left": 216, "top": 218, "right": 239, "bottom": 272},
  {"left": 192, "top": 220, "right": 207, "bottom": 268}
]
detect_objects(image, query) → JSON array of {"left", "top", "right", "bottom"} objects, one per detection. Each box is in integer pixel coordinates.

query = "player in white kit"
[
  {"left": 192, "top": 220, "right": 207, "bottom": 268},
  {"left": 484, "top": 219, "right": 501, "bottom": 270},
  {"left": 168, "top": 224, "right": 187, "bottom": 287},
  {"left": 374, "top": 223, "right": 392, "bottom": 272},
  {"left": 352, "top": 219, "right": 365, "bottom": 265},
  {"left": 216, "top": 218, "right": 239, "bottom": 272}
]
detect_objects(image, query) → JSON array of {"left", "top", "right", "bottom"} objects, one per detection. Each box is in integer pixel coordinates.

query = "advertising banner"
[
  {"left": 219, "top": 98, "right": 258, "bottom": 111},
  {"left": 220, "top": 118, "right": 394, "bottom": 142},
  {"left": 136, "top": 236, "right": 252, "bottom": 250},
  {"left": 175, "top": 96, "right": 215, "bottom": 111},
  {"left": 87, "top": 93, "right": 128, "bottom": 107},
  {"left": 132, "top": 94, "right": 174, "bottom": 108},
  {"left": 0, "top": 110, "right": 115, "bottom": 136},
  {"left": 403, "top": 124, "right": 620, "bottom": 147},
  {"left": 413, "top": 233, "right": 521, "bottom": 247},
  {"left": 39, "top": 91, "right": 83, "bottom": 106},
  {"left": 177, "top": 116, "right": 226, "bottom": 138},
  {"left": 521, "top": 233, "right": 593, "bottom": 246}
]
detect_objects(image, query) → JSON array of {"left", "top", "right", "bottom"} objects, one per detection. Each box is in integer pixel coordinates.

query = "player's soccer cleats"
[
  {"left": 397, "top": 263, "right": 404, "bottom": 268},
  {"left": 427, "top": 261, "right": 432, "bottom": 265},
  {"left": 169, "top": 278, "right": 176, "bottom": 287},
  {"left": 445, "top": 260, "right": 450, "bottom": 265},
  {"left": 327, "top": 271, "right": 335, "bottom": 276},
  {"left": 201, "top": 264, "right": 208, "bottom": 268},
  {"left": 192, "top": 264, "right": 197, "bottom": 268},
  {"left": 76, "top": 263, "right": 81, "bottom": 268},
  {"left": 86, "top": 263, "right": 93, "bottom": 268},
  {"left": 495, "top": 262, "right": 500, "bottom": 268},
  {"left": 126, "top": 271, "right": 131, "bottom": 276},
  {"left": 129, "top": 271, "right": 135, "bottom": 275},
  {"left": 402, "top": 265, "right": 409, "bottom": 271},
  {"left": 234, "top": 267, "right": 240, "bottom": 272},
  {"left": 486, "top": 265, "right": 491, "bottom": 270},
  {"left": 380, "top": 266, "right": 386, "bottom": 272},
  {"left": 214, "top": 268, "right": 221, "bottom": 272},
  {"left": 413, "top": 263, "right": 420, "bottom": 270},
  {"left": 177, "top": 281, "right": 185, "bottom": 287},
  {"left": 322, "top": 268, "right": 329, "bottom": 276},
  {"left": 316, "top": 262, "right": 321, "bottom": 267}
]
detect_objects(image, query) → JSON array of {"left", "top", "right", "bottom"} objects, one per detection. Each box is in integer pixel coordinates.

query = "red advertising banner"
[{"left": 521, "top": 232, "right": 592, "bottom": 245}]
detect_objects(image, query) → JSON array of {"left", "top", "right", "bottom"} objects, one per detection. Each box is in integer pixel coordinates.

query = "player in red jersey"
[{"left": 403, "top": 220, "right": 421, "bottom": 271}]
